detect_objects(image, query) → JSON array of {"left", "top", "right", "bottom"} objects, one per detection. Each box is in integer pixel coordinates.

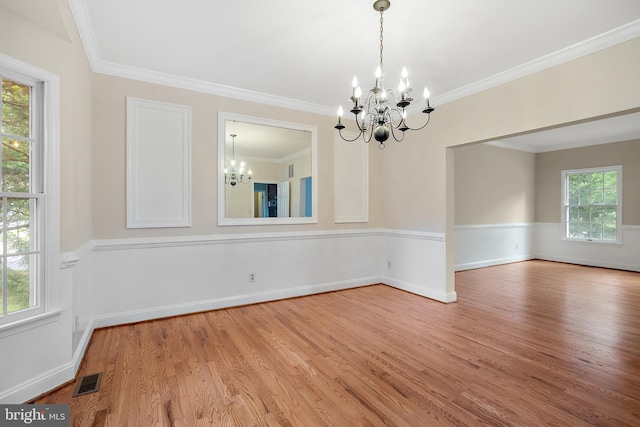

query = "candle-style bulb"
[
  {"left": 401, "top": 67, "right": 408, "bottom": 79},
  {"left": 338, "top": 105, "right": 344, "bottom": 117},
  {"left": 355, "top": 86, "right": 362, "bottom": 99},
  {"left": 423, "top": 87, "right": 430, "bottom": 99},
  {"left": 352, "top": 76, "right": 358, "bottom": 88}
]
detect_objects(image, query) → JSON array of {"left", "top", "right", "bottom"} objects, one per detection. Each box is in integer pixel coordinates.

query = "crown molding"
[
  {"left": 432, "top": 19, "right": 640, "bottom": 107},
  {"left": 69, "top": 0, "right": 640, "bottom": 116}
]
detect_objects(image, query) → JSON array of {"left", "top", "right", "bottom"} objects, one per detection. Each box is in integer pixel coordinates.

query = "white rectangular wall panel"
[
  {"left": 334, "top": 131, "right": 369, "bottom": 223},
  {"left": 126, "top": 97, "right": 191, "bottom": 228}
]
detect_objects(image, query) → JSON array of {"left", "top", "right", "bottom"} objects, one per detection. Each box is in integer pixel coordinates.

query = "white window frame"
[
  {"left": 0, "top": 53, "right": 60, "bottom": 332},
  {"left": 561, "top": 165, "right": 622, "bottom": 244}
]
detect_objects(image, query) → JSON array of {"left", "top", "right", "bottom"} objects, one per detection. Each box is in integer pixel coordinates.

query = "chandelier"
[
  {"left": 224, "top": 134, "right": 252, "bottom": 187},
  {"left": 335, "top": 0, "right": 435, "bottom": 149}
]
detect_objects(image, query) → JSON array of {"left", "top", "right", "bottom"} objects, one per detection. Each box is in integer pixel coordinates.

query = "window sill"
[
  {"left": 562, "top": 238, "right": 623, "bottom": 246},
  {"left": 0, "top": 309, "right": 64, "bottom": 340}
]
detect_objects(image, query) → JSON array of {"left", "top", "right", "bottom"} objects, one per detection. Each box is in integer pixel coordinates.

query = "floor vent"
[{"left": 73, "top": 372, "right": 103, "bottom": 397}]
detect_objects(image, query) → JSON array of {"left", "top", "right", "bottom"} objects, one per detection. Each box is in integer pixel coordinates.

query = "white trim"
[
  {"left": 432, "top": 19, "right": 640, "bottom": 107},
  {"left": 535, "top": 222, "right": 640, "bottom": 272},
  {"left": 0, "top": 309, "right": 63, "bottom": 340},
  {"left": 455, "top": 222, "right": 535, "bottom": 231},
  {"left": 0, "top": 53, "right": 61, "bottom": 322},
  {"left": 456, "top": 255, "right": 534, "bottom": 272},
  {"left": 67, "top": 0, "right": 640, "bottom": 114},
  {"left": 93, "top": 277, "right": 377, "bottom": 329},
  {"left": 334, "top": 130, "right": 369, "bottom": 223},
  {"left": 72, "top": 318, "right": 94, "bottom": 373},
  {"left": 0, "top": 362, "right": 74, "bottom": 404},
  {"left": 217, "top": 112, "right": 318, "bottom": 226},
  {"left": 91, "top": 228, "right": 444, "bottom": 251},
  {"left": 126, "top": 97, "right": 192, "bottom": 228},
  {"left": 381, "top": 228, "right": 445, "bottom": 242},
  {"left": 561, "top": 165, "right": 622, "bottom": 244},
  {"left": 455, "top": 222, "right": 535, "bottom": 271},
  {"left": 383, "top": 276, "right": 457, "bottom": 304}
]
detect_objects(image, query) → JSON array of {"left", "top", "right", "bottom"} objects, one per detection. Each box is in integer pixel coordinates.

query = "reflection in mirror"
[{"left": 218, "top": 112, "right": 318, "bottom": 225}]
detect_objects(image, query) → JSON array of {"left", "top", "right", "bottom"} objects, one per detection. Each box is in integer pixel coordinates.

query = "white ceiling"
[{"left": 7, "top": 0, "right": 640, "bottom": 152}]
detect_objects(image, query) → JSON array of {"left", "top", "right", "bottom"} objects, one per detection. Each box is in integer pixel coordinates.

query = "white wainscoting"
[
  {"left": 2, "top": 228, "right": 455, "bottom": 403},
  {"left": 91, "top": 230, "right": 386, "bottom": 328},
  {"left": 381, "top": 229, "right": 455, "bottom": 303},
  {"left": 455, "top": 223, "right": 535, "bottom": 271},
  {"left": 535, "top": 223, "right": 640, "bottom": 272}
]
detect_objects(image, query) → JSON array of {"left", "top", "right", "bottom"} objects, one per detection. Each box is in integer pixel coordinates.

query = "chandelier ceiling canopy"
[{"left": 335, "top": 0, "right": 434, "bottom": 149}]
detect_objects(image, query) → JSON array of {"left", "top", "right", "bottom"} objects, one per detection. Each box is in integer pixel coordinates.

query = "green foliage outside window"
[
  {"left": 1, "top": 78, "right": 32, "bottom": 314},
  {"left": 566, "top": 169, "right": 618, "bottom": 241}
]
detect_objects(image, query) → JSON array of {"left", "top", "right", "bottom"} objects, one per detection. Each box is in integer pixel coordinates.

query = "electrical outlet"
[
  {"left": 387, "top": 261, "right": 392, "bottom": 269},
  {"left": 249, "top": 273, "right": 256, "bottom": 282}
]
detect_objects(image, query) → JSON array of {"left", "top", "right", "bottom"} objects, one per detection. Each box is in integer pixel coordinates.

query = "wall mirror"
[{"left": 218, "top": 112, "right": 318, "bottom": 225}]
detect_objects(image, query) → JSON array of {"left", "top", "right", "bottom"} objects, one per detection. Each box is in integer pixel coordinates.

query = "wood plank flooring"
[{"left": 34, "top": 260, "right": 640, "bottom": 426}]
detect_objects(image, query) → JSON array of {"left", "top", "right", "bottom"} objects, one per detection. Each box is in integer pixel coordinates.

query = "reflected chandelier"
[
  {"left": 224, "top": 134, "right": 252, "bottom": 187},
  {"left": 335, "top": 0, "right": 435, "bottom": 149}
]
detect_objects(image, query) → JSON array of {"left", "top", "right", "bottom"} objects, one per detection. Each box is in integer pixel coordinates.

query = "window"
[
  {"left": 562, "top": 166, "right": 622, "bottom": 243},
  {"left": 0, "top": 54, "right": 59, "bottom": 329},
  {"left": 0, "top": 73, "right": 44, "bottom": 323}
]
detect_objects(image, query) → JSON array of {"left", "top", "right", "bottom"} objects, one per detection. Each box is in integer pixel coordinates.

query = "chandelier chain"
[{"left": 379, "top": 8, "right": 384, "bottom": 69}]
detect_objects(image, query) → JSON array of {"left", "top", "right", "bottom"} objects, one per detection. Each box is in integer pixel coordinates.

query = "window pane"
[
  {"left": 0, "top": 261, "right": 3, "bottom": 316},
  {"left": 6, "top": 254, "right": 31, "bottom": 313},
  {"left": 603, "top": 225, "right": 617, "bottom": 241},
  {"left": 604, "top": 188, "right": 617, "bottom": 205},
  {"left": 590, "top": 223, "right": 603, "bottom": 240},
  {"left": 6, "top": 198, "right": 32, "bottom": 254},
  {"left": 591, "top": 188, "right": 604, "bottom": 204},
  {"left": 1, "top": 79, "right": 30, "bottom": 138},
  {"left": 2, "top": 137, "right": 31, "bottom": 192},
  {"left": 568, "top": 206, "right": 579, "bottom": 222},
  {"left": 603, "top": 206, "right": 616, "bottom": 224},
  {"left": 568, "top": 222, "right": 590, "bottom": 239},
  {"left": 579, "top": 188, "right": 591, "bottom": 205},
  {"left": 603, "top": 170, "right": 617, "bottom": 189},
  {"left": 568, "top": 175, "right": 579, "bottom": 204}
]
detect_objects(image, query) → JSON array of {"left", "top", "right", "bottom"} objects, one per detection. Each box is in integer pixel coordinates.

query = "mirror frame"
[{"left": 218, "top": 111, "right": 318, "bottom": 226}]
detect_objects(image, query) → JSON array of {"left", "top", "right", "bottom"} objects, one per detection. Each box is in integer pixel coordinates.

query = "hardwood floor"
[{"left": 34, "top": 260, "right": 640, "bottom": 426}]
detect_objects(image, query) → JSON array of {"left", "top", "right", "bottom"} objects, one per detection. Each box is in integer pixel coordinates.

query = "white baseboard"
[
  {"left": 0, "top": 363, "right": 74, "bottom": 404},
  {"left": 535, "top": 223, "right": 640, "bottom": 272},
  {"left": 93, "top": 277, "right": 379, "bottom": 329},
  {"left": 455, "top": 223, "right": 535, "bottom": 271},
  {"left": 72, "top": 318, "right": 95, "bottom": 373},
  {"left": 456, "top": 254, "right": 535, "bottom": 271},
  {"left": 384, "top": 276, "right": 457, "bottom": 303}
]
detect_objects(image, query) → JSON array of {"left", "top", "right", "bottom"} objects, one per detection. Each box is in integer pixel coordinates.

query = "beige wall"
[
  {"left": 536, "top": 139, "right": 640, "bottom": 225},
  {"left": 454, "top": 144, "right": 536, "bottom": 225},
  {"left": 381, "top": 37, "right": 640, "bottom": 234},
  {"left": 92, "top": 74, "right": 385, "bottom": 239},
  {"left": 0, "top": 0, "right": 94, "bottom": 252}
]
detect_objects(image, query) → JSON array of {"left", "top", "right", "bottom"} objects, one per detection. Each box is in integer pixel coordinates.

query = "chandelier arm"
[
  {"left": 389, "top": 122, "right": 407, "bottom": 142},
  {"left": 361, "top": 123, "right": 375, "bottom": 144},
  {"left": 399, "top": 113, "right": 432, "bottom": 131},
  {"left": 337, "top": 128, "right": 366, "bottom": 143}
]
